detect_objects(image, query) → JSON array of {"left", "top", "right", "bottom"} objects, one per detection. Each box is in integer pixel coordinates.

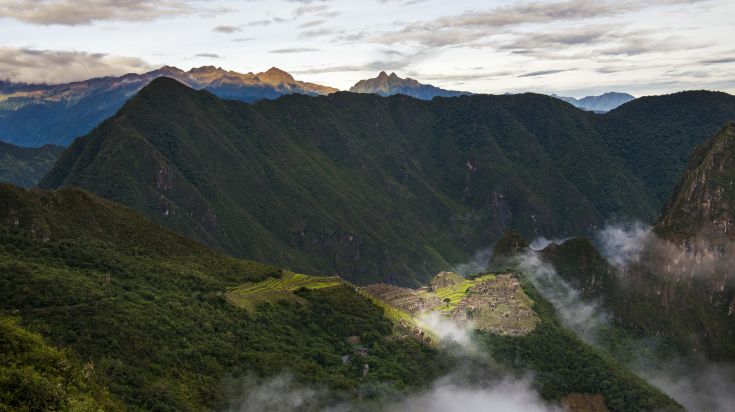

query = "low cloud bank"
[
  {"left": 637, "top": 360, "right": 735, "bottom": 412},
  {"left": 225, "top": 291, "right": 560, "bottom": 411},
  {"left": 595, "top": 220, "right": 735, "bottom": 278},
  {"left": 384, "top": 374, "right": 559, "bottom": 412},
  {"left": 515, "top": 249, "right": 608, "bottom": 341},
  {"left": 522, "top": 222, "right": 735, "bottom": 412},
  {"left": 226, "top": 371, "right": 560, "bottom": 412}
]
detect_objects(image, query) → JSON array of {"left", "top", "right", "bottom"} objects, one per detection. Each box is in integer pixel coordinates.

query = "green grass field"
[
  {"left": 422, "top": 274, "right": 497, "bottom": 312},
  {"left": 226, "top": 272, "right": 344, "bottom": 311}
]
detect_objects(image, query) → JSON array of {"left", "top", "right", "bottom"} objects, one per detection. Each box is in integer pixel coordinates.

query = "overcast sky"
[{"left": 1, "top": 0, "right": 734, "bottom": 97}]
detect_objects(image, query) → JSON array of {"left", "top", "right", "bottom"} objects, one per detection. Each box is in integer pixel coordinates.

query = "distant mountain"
[
  {"left": 0, "top": 66, "right": 337, "bottom": 147},
  {"left": 0, "top": 141, "right": 63, "bottom": 187},
  {"left": 40, "top": 78, "right": 735, "bottom": 285},
  {"left": 552, "top": 92, "right": 635, "bottom": 112},
  {"left": 349, "top": 71, "right": 470, "bottom": 99}
]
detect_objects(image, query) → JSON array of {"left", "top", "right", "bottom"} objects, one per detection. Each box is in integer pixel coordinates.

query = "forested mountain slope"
[{"left": 41, "top": 79, "right": 735, "bottom": 285}]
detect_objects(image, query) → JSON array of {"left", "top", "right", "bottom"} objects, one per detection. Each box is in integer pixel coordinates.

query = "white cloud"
[
  {"left": 0, "top": 0, "right": 204, "bottom": 26},
  {"left": 0, "top": 47, "right": 152, "bottom": 83}
]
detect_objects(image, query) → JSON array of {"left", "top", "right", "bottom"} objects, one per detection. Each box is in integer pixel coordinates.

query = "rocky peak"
[
  {"left": 258, "top": 67, "right": 295, "bottom": 84},
  {"left": 657, "top": 122, "right": 735, "bottom": 239},
  {"left": 487, "top": 230, "right": 530, "bottom": 270}
]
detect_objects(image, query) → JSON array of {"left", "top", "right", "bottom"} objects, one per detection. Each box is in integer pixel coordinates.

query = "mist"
[
  {"left": 224, "top": 303, "right": 562, "bottom": 411},
  {"left": 515, "top": 249, "right": 608, "bottom": 341},
  {"left": 594, "top": 221, "right": 651, "bottom": 269},
  {"left": 521, "top": 223, "right": 735, "bottom": 412},
  {"left": 595, "top": 221, "right": 735, "bottom": 278},
  {"left": 383, "top": 374, "right": 559, "bottom": 412},
  {"left": 451, "top": 248, "right": 491, "bottom": 275},
  {"left": 225, "top": 371, "right": 560, "bottom": 412}
]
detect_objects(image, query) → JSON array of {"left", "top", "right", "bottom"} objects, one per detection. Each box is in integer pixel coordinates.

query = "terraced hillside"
[{"left": 226, "top": 272, "right": 343, "bottom": 311}]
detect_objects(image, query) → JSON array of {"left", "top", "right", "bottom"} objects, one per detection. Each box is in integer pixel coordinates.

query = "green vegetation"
[
  {"left": 426, "top": 273, "right": 495, "bottom": 312},
  {"left": 226, "top": 272, "right": 344, "bottom": 311},
  {"left": 479, "top": 277, "right": 681, "bottom": 411},
  {"left": 0, "top": 185, "right": 450, "bottom": 410},
  {"left": 40, "top": 78, "right": 735, "bottom": 285},
  {"left": 0, "top": 141, "right": 62, "bottom": 187},
  {"left": 0, "top": 317, "right": 121, "bottom": 412}
]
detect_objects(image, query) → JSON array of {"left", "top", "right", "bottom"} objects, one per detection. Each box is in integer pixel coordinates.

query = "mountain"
[
  {"left": 508, "top": 124, "right": 735, "bottom": 361},
  {"left": 0, "top": 141, "right": 63, "bottom": 187},
  {"left": 40, "top": 79, "right": 735, "bottom": 286},
  {"left": 657, "top": 122, "right": 735, "bottom": 240},
  {"left": 0, "top": 183, "right": 680, "bottom": 411},
  {"left": 0, "top": 66, "right": 338, "bottom": 147},
  {"left": 349, "top": 71, "right": 470, "bottom": 99},
  {"left": 552, "top": 92, "right": 635, "bottom": 112},
  {"left": 0, "top": 184, "right": 451, "bottom": 410}
]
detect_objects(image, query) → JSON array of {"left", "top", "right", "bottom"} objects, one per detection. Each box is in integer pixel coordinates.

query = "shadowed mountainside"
[
  {"left": 41, "top": 79, "right": 735, "bottom": 285},
  {"left": 0, "top": 141, "right": 63, "bottom": 187}
]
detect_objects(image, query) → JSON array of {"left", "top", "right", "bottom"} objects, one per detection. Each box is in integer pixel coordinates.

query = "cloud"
[
  {"left": 595, "top": 221, "right": 651, "bottom": 269},
  {"left": 365, "top": 0, "right": 708, "bottom": 49},
  {"left": 515, "top": 250, "right": 609, "bottom": 341},
  {"left": 298, "top": 19, "right": 324, "bottom": 28},
  {"left": 225, "top": 371, "right": 561, "bottom": 412},
  {"left": 701, "top": 57, "right": 735, "bottom": 64},
  {"left": 518, "top": 69, "right": 572, "bottom": 77},
  {"left": 637, "top": 359, "right": 735, "bottom": 412},
  {"left": 224, "top": 373, "right": 326, "bottom": 412},
  {"left": 0, "top": 0, "right": 205, "bottom": 26},
  {"left": 385, "top": 374, "right": 560, "bottom": 412},
  {"left": 0, "top": 47, "right": 152, "bottom": 83},
  {"left": 195, "top": 53, "right": 220, "bottom": 59},
  {"left": 292, "top": 4, "right": 330, "bottom": 17},
  {"left": 269, "top": 48, "right": 320, "bottom": 54},
  {"left": 213, "top": 25, "right": 240, "bottom": 33},
  {"left": 415, "top": 312, "right": 479, "bottom": 355},
  {"left": 450, "top": 248, "right": 492, "bottom": 275},
  {"left": 516, "top": 239, "right": 735, "bottom": 412},
  {"left": 300, "top": 27, "right": 336, "bottom": 38},
  {"left": 243, "top": 19, "right": 272, "bottom": 27}
]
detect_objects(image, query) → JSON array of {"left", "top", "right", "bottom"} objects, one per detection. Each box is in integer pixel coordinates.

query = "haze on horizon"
[{"left": 0, "top": 0, "right": 734, "bottom": 98}]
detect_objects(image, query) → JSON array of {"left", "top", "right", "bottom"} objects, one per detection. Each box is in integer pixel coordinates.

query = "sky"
[{"left": 0, "top": 0, "right": 734, "bottom": 97}]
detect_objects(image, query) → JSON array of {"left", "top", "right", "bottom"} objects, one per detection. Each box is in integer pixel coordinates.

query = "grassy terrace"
[
  {"left": 424, "top": 274, "right": 497, "bottom": 312},
  {"left": 225, "top": 272, "right": 344, "bottom": 311}
]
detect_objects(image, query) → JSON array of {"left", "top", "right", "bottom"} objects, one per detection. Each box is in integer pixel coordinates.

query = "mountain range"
[
  {"left": 349, "top": 71, "right": 470, "bottom": 99},
  {"left": 39, "top": 78, "right": 735, "bottom": 285},
  {"left": 0, "top": 66, "right": 337, "bottom": 147},
  {"left": 2, "top": 63, "right": 735, "bottom": 411},
  {"left": 552, "top": 92, "right": 636, "bottom": 112}
]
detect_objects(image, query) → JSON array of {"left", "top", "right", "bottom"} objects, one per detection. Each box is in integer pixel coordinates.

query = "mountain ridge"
[
  {"left": 552, "top": 92, "right": 635, "bottom": 112},
  {"left": 0, "top": 65, "right": 337, "bottom": 147},
  {"left": 0, "top": 141, "right": 63, "bottom": 187},
  {"left": 40, "top": 78, "right": 735, "bottom": 285},
  {"left": 349, "top": 71, "right": 470, "bottom": 100}
]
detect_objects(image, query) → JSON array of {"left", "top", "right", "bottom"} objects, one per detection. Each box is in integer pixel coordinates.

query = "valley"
[{"left": 2, "top": 3, "right": 735, "bottom": 408}]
